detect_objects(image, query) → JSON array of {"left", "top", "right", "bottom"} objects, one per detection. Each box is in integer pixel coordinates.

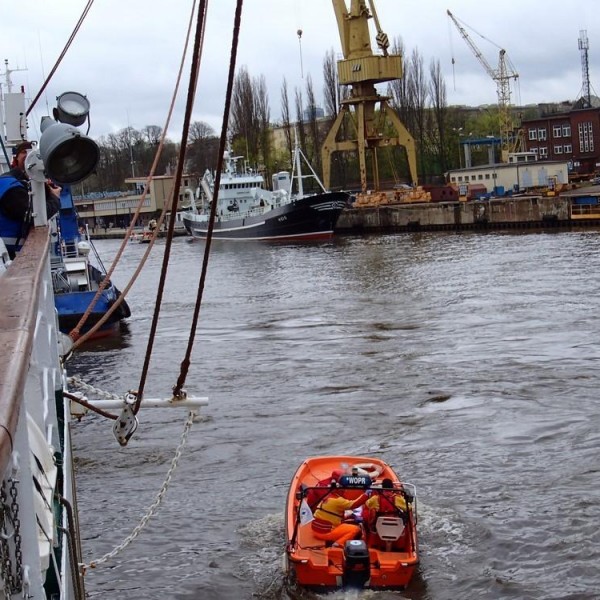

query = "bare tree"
[
  {"left": 407, "top": 48, "right": 427, "bottom": 178},
  {"left": 231, "top": 66, "right": 272, "bottom": 173},
  {"left": 388, "top": 37, "right": 410, "bottom": 126},
  {"left": 305, "top": 75, "right": 321, "bottom": 170},
  {"left": 323, "top": 48, "right": 338, "bottom": 118},
  {"left": 231, "top": 66, "right": 258, "bottom": 160},
  {"left": 189, "top": 121, "right": 214, "bottom": 142},
  {"left": 321, "top": 48, "right": 354, "bottom": 189},
  {"left": 141, "top": 125, "right": 162, "bottom": 146},
  {"left": 187, "top": 121, "right": 218, "bottom": 175},
  {"left": 280, "top": 78, "right": 293, "bottom": 167},
  {"left": 428, "top": 58, "right": 449, "bottom": 175},
  {"left": 254, "top": 74, "right": 271, "bottom": 174}
]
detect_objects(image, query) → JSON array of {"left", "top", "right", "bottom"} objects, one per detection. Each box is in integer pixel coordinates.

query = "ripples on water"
[{"left": 70, "top": 231, "right": 600, "bottom": 599}]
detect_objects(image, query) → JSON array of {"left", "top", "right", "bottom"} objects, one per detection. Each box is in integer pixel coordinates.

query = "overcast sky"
[{"left": 3, "top": 0, "right": 599, "bottom": 143}]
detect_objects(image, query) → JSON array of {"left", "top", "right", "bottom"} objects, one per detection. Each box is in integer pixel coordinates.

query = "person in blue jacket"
[{"left": 0, "top": 141, "right": 60, "bottom": 258}]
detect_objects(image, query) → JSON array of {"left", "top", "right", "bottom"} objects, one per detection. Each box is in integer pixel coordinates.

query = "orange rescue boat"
[{"left": 285, "top": 455, "right": 419, "bottom": 590}]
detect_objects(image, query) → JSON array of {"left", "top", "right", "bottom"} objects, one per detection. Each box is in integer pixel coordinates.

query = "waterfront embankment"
[{"left": 336, "top": 194, "right": 600, "bottom": 233}]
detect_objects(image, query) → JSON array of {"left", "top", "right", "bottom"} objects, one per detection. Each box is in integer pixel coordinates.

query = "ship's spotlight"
[
  {"left": 38, "top": 90, "right": 99, "bottom": 184},
  {"left": 39, "top": 119, "right": 99, "bottom": 184},
  {"left": 53, "top": 91, "right": 91, "bottom": 127}
]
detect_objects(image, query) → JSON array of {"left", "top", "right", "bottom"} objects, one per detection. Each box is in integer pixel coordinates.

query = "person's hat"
[{"left": 13, "top": 140, "right": 33, "bottom": 156}]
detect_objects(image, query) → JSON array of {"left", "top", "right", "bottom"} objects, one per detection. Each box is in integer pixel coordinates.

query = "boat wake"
[{"left": 238, "top": 514, "right": 287, "bottom": 598}]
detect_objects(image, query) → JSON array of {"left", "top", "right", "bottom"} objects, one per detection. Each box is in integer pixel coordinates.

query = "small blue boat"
[{"left": 52, "top": 186, "right": 131, "bottom": 339}]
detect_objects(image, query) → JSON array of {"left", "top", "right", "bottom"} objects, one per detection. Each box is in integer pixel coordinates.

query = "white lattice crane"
[{"left": 447, "top": 9, "right": 520, "bottom": 161}]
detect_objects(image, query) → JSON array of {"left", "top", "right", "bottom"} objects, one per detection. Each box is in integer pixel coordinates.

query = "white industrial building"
[{"left": 447, "top": 152, "right": 570, "bottom": 195}]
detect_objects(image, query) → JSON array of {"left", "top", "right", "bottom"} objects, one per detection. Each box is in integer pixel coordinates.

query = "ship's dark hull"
[{"left": 183, "top": 192, "right": 349, "bottom": 241}]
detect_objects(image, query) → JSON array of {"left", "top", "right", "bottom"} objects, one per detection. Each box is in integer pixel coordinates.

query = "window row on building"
[
  {"left": 449, "top": 172, "right": 497, "bottom": 183},
  {"left": 523, "top": 108, "right": 599, "bottom": 178},
  {"left": 528, "top": 125, "right": 571, "bottom": 140},
  {"left": 527, "top": 145, "right": 573, "bottom": 157}
]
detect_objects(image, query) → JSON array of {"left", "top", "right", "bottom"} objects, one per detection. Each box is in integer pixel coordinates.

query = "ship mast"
[
  {"left": 0, "top": 60, "right": 28, "bottom": 170},
  {"left": 1, "top": 59, "right": 27, "bottom": 93}
]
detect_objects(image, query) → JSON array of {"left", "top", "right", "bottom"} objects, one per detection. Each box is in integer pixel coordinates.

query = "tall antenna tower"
[{"left": 578, "top": 30, "right": 591, "bottom": 107}]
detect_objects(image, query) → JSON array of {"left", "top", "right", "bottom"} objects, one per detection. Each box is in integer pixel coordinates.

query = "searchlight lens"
[
  {"left": 54, "top": 91, "right": 91, "bottom": 127},
  {"left": 39, "top": 122, "right": 99, "bottom": 184}
]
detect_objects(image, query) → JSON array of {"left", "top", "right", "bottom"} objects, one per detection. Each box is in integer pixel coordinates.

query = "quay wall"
[{"left": 335, "top": 196, "right": 600, "bottom": 233}]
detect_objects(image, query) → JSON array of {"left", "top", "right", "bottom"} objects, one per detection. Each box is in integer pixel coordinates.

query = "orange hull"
[{"left": 285, "top": 455, "right": 418, "bottom": 590}]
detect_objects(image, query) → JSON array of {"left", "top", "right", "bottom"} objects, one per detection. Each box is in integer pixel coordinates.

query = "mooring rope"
[{"left": 69, "top": 0, "right": 200, "bottom": 348}]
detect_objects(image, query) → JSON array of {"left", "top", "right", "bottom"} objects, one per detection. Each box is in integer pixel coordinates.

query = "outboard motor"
[{"left": 342, "top": 539, "right": 370, "bottom": 588}]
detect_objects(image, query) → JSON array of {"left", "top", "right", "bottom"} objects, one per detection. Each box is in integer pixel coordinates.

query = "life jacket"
[
  {"left": 0, "top": 176, "right": 29, "bottom": 255},
  {"left": 377, "top": 492, "right": 398, "bottom": 515},
  {"left": 311, "top": 496, "right": 345, "bottom": 534},
  {"left": 366, "top": 491, "right": 404, "bottom": 530}
]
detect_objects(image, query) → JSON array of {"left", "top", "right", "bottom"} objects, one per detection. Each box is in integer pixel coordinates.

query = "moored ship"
[{"left": 183, "top": 139, "right": 349, "bottom": 241}]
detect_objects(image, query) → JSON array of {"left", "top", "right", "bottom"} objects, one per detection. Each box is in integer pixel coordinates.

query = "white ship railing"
[{"left": 0, "top": 227, "right": 81, "bottom": 599}]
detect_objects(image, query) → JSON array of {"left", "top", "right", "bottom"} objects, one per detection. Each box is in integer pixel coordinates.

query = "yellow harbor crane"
[
  {"left": 322, "top": 0, "right": 418, "bottom": 192},
  {"left": 447, "top": 9, "right": 521, "bottom": 161}
]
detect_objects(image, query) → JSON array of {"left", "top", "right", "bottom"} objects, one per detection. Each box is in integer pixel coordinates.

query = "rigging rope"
[
  {"left": 64, "top": 390, "right": 118, "bottom": 421},
  {"left": 68, "top": 0, "right": 200, "bottom": 349},
  {"left": 27, "top": 0, "right": 95, "bottom": 115},
  {"left": 171, "top": 0, "right": 245, "bottom": 400},
  {"left": 133, "top": 0, "right": 210, "bottom": 411}
]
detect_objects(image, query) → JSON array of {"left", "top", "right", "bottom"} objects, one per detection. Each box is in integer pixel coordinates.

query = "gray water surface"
[{"left": 71, "top": 231, "right": 600, "bottom": 599}]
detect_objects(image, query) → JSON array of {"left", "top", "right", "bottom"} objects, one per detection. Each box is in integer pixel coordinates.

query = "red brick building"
[{"left": 522, "top": 106, "right": 600, "bottom": 180}]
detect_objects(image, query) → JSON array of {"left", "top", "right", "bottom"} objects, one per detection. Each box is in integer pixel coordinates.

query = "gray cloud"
[{"left": 5, "top": 0, "right": 599, "bottom": 142}]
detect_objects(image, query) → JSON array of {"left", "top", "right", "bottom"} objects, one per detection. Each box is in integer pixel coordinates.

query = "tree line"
[{"left": 81, "top": 37, "right": 531, "bottom": 194}]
